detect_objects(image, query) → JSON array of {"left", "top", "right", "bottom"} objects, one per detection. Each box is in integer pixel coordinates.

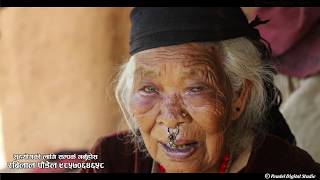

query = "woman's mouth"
[{"left": 159, "top": 141, "right": 199, "bottom": 160}]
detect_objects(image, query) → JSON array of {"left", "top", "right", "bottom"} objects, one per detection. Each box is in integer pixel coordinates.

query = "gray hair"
[{"left": 115, "top": 37, "right": 275, "bottom": 156}]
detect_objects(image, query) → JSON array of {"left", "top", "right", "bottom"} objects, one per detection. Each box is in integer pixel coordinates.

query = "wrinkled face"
[{"left": 129, "top": 43, "right": 233, "bottom": 173}]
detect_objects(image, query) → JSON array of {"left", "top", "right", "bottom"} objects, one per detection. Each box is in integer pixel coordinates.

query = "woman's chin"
[{"left": 161, "top": 165, "right": 201, "bottom": 173}]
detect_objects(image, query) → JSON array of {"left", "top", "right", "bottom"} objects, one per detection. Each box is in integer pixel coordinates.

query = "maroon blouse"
[{"left": 80, "top": 131, "right": 320, "bottom": 173}]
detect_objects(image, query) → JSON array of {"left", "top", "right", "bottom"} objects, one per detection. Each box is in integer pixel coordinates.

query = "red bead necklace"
[{"left": 218, "top": 153, "right": 230, "bottom": 173}]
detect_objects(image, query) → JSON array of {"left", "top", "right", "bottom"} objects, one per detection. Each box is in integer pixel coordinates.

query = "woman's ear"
[{"left": 230, "top": 80, "right": 252, "bottom": 121}]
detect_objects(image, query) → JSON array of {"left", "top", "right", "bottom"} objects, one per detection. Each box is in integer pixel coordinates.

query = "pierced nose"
[{"left": 167, "top": 124, "right": 180, "bottom": 149}]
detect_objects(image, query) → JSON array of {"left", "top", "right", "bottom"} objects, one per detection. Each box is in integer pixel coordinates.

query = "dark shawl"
[{"left": 80, "top": 131, "right": 320, "bottom": 173}]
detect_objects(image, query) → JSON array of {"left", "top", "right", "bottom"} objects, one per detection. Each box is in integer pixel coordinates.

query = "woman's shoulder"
[
  {"left": 241, "top": 134, "right": 320, "bottom": 173},
  {"left": 80, "top": 131, "right": 153, "bottom": 173},
  {"left": 90, "top": 131, "right": 134, "bottom": 154}
]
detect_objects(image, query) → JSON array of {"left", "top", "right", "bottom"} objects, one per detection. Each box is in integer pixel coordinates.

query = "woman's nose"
[{"left": 158, "top": 96, "right": 190, "bottom": 128}]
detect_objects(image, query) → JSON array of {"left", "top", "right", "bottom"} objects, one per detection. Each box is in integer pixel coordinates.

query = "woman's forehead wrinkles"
[
  {"left": 134, "top": 66, "right": 160, "bottom": 79},
  {"left": 136, "top": 55, "right": 218, "bottom": 70},
  {"left": 134, "top": 63, "right": 219, "bottom": 86},
  {"left": 136, "top": 44, "right": 218, "bottom": 63},
  {"left": 135, "top": 54, "right": 221, "bottom": 73},
  {"left": 133, "top": 44, "right": 223, "bottom": 81},
  {"left": 136, "top": 55, "right": 191, "bottom": 66}
]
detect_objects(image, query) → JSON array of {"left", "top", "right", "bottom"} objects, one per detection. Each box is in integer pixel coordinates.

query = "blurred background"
[
  {"left": 0, "top": 7, "right": 318, "bottom": 172},
  {"left": 0, "top": 8, "right": 131, "bottom": 171}
]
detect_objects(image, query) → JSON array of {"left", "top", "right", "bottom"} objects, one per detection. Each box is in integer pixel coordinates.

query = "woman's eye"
[
  {"left": 141, "top": 86, "right": 158, "bottom": 94},
  {"left": 188, "top": 86, "right": 206, "bottom": 94}
]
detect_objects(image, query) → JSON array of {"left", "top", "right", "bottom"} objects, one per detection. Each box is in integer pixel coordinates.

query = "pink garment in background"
[{"left": 254, "top": 7, "right": 320, "bottom": 78}]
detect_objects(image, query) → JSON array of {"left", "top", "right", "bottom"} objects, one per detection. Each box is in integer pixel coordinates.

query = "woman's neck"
[{"left": 228, "top": 137, "right": 253, "bottom": 173}]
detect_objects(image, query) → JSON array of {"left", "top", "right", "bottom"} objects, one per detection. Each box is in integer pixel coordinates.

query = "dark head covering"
[{"left": 129, "top": 7, "right": 266, "bottom": 55}]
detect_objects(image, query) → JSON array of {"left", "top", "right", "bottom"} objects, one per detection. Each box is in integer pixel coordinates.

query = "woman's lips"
[{"left": 159, "top": 140, "right": 199, "bottom": 160}]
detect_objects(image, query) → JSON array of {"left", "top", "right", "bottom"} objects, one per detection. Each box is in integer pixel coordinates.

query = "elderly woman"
[{"left": 81, "top": 7, "right": 320, "bottom": 173}]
